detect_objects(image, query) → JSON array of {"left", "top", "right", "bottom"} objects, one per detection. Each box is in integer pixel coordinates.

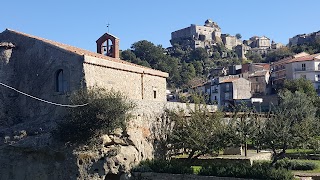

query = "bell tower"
[{"left": 96, "top": 33, "right": 120, "bottom": 59}]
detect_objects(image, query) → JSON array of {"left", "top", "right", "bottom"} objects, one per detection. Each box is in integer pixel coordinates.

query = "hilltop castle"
[{"left": 170, "top": 19, "right": 284, "bottom": 59}]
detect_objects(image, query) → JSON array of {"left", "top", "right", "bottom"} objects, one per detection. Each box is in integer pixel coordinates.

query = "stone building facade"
[
  {"left": 270, "top": 52, "right": 309, "bottom": 88},
  {"left": 289, "top": 30, "right": 320, "bottom": 46},
  {"left": 170, "top": 19, "right": 282, "bottom": 61},
  {"left": 285, "top": 53, "right": 320, "bottom": 94},
  {"left": 0, "top": 29, "right": 168, "bottom": 128},
  {"left": 221, "top": 34, "right": 242, "bottom": 50},
  {"left": 248, "top": 70, "right": 270, "bottom": 96},
  {"left": 210, "top": 77, "right": 251, "bottom": 108},
  {"left": 170, "top": 19, "right": 222, "bottom": 49},
  {"left": 0, "top": 29, "right": 173, "bottom": 180}
]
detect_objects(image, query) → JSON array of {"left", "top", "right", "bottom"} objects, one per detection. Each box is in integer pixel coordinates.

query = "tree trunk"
[
  {"left": 245, "top": 142, "right": 248, "bottom": 157},
  {"left": 271, "top": 150, "right": 286, "bottom": 165},
  {"left": 187, "top": 150, "right": 195, "bottom": 161}
]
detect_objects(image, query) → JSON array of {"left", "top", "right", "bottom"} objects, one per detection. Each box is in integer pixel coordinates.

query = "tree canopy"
[
  {"left": 54, "top": 87, "right": 135, "bottom": 145},
  {"left": 168, "top": 106, "right": 227, "bottom": 162},
  {"left": 260, "top": 90, "right": 318, "bottom": 163}
]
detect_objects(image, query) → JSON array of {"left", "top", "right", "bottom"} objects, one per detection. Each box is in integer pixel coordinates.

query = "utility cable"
[{"left": 0, "top": 82, "right": 88, "bottom": 108}]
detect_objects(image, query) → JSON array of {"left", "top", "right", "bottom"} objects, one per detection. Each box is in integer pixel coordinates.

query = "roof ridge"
[{"left": 4, "top": 29, "right": 167, "bottom": 75}]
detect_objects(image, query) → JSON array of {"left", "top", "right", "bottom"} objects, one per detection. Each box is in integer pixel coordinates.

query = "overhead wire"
[{"left": 0, "top": 82, "right": 88, "bottom": 108}]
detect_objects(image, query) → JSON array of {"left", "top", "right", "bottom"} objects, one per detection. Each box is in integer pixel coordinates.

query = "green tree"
[
  {"left": 211, "top": 51, "right": 221, "bottom": 60},
  {"left": 235, "top": 33, "right": 242, "bottom": 39},
  {"left": 283, "top": 78, "right": 317, "bottom": 98},
  {"left": 261, "top": 91, "right": 317, "bottom": 164},
  {"left": 124, "top": 40, "right": 184, "bottom": 87},
  {"left": 130, "top": 40, "right": 164, "bottom": 65},
  {"left": 121, "top": 49, "right": 150, "bottom": 67},
  {"left": 189, "top": 47, "right": 209, "bottom": 62},
  {"left": 265, "top": 47, "right": 294, "bottom": 62},
  {"left": 229, "top": 105, "right": 261, "bottom": 157},
  {"left": 54, "top": 87, "right": 135, "bottom": 145},
  {"left": 180, "top": 61, "right": 196, "bottom": 85},
  {"left": 168, "top": 106, "right": 227, "bottom": 162},
  {"left": 282, "top": 78, "right": 320, "bottom": 117},
  {"left": 245, "top": 51, "right": 264, "bottom": 63},
  {"left": 192, "top": 61, "right": 204, "bottom": 75}
]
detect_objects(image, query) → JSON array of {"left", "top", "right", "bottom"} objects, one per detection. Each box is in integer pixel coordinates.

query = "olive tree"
[
  {"left": 261, "top": 91, "right": 318, "bottom": 164},
  {"left": 54, "top": 87, "right": 135, "bottom": 145},
  {"left": 228, "top": 105, "right": 263, "bottom": 156},
  {"left": 168, "top": 105, "right": 228, "bottom": 162}
]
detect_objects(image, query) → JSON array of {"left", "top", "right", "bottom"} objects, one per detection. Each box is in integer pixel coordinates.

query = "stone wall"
[
  {"left": 83, "top": 55, "right": 167, "bottom": 102},
  {"left": 131, "top": 172, "right": 255, "bottom": 180},
  {"left": 233, "top": 78, "right": 252, "bottom": 100},
  {"left": 0, "top": 44, "right": 17, "bottom": 127},
  {"left": 0, "top": 29, "right": 168, "bottom": 136},
  {"left": 0, "top": 30, "right": 85, "bottom": 134},
  {"left": 222, "top": 35, "right": 242, "bottom": 50}
]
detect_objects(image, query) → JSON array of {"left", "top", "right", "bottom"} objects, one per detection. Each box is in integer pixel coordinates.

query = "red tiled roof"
[
  {"left": 288, "top": 53, "right": 320, "bottom": 63},
  {"left": 272, "top": 52, "right": 311, "bottom": 66},
  {"left": 272, "top": 56, "right": 293, "bottom": 65},
  {"left": 221, "top": 78, "right": 239, "bottom": 83},
  {"left": 4, "top": 29, "right": 168, "bottom": 77}
]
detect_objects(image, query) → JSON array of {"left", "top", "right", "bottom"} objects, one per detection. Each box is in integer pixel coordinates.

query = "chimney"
[{"left": 96, "top": 33, "right": 120, "bottom": 59}]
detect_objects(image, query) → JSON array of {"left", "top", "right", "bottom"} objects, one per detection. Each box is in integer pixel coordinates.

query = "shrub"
[
  {"left": 268, "top": 168, "right": 294, "bottom": 180},
  {"left": 251, "top": 161, "right": 294, "bottom": 180},
  {"left": 289, "top": 160, "right": 317, "bottom": 170},
  {"left": 54, "top": 87, "right": 135, "bottom": 145},
  {"left": 274, "top": 158, "right": 317, "bottom": 170},
  {"left": 199, "top": 161, "right": 294, "bottom": 180},
  {"left": 132, "top": 159, "right": 193, "bottom": 174},
  {"left": 199, "top": 163, "right": 250, "bottom": 178}
]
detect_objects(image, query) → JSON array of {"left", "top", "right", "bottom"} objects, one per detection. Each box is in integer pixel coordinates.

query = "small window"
[
  {"left": 256, "top": 77, "right": 258, "bottom": 82},
  {"left": 302, "top": 63, "right": 306, "bottom": 71},
  {"left": 153, "top": 90, "right": 157, "bottom": 99},
  {"left": 55, "top": 69, "right": 68, "bottom": 93}
]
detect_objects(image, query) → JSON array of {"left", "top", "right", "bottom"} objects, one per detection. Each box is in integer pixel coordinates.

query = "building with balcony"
[
  {"left": 285, "top": 53, "right": 320, "bottom": 93},
  {"left": 270, "top": 52, "right": 310, "bottom": 89}
]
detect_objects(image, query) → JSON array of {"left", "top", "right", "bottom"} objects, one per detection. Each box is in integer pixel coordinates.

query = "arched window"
[{"left": 56, "top": 69, "right": 67, "bottom": 93}]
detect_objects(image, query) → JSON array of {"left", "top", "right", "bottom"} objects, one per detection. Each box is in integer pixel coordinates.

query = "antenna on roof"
[{"left": 107, "top": 22, "right": 110, "bottom": 33}]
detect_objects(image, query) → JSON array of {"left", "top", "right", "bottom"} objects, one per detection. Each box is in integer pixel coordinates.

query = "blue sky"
[{"left": 1, "top": 1, "right": 320, "bottom": 52}]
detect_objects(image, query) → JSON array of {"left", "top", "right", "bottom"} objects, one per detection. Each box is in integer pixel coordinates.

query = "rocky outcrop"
[
  {"left": 0, "top": 100, "right": 169, "bottom": 180},
  {"left": 0, "top": 96, "right": 216, "bottom": 180}
]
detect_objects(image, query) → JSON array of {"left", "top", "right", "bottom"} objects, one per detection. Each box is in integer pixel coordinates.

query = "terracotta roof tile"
[
  {"left": 221, "top": 78, "right": 239, "bottom": 83},
  {"left": 288, "top": 53, "right": 320, "bottom": 63},
  {"left": 5, "top": 29, "right": 167, "bottom": 76}
]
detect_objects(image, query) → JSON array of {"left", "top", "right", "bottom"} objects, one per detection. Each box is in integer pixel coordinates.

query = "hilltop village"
[
  {"left": 165, "top": 19, "right": 320, "bottom": 111},
  {"left": 1, "top": 19, "right": 320, "bottom": 180}
]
